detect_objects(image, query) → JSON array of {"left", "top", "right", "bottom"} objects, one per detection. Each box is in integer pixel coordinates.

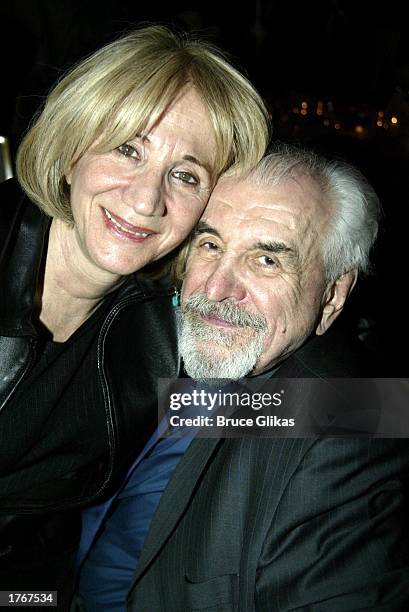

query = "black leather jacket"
[{"left": 0, "top": 178, "right": 180, "bottom": 513}]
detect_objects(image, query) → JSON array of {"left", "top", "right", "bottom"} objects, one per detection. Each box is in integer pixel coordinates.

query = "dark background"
[{"left": 1, "top": 0, "right": 408, "bottom": 373}]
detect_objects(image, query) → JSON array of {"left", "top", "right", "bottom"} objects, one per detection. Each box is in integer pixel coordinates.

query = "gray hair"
[{"left": 252, "top": 143, "right": 380, "bottom": 282}]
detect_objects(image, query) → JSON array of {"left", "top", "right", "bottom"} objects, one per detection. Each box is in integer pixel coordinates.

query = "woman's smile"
[{"left": 102, "top": 207, "right": 157, "bottom": 243}]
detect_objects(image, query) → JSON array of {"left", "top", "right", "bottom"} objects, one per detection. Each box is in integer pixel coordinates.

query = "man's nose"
[
  {"left": 122, "top": 168, "right": 165, "bottom": 217},
  {"left": 204, "top": 260, "right": 246, "bottom": 303}
]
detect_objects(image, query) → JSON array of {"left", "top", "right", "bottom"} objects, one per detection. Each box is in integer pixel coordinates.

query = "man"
[{"left": 78, "top": 145, "right": 409, "bottom": 611}]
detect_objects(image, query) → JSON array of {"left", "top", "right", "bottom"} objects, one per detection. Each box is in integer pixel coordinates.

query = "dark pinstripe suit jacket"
[{"left": 127, "top": 331, "right": 409, "bottom": 611}]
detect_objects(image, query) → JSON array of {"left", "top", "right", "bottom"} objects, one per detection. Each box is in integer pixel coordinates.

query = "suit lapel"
[
  {"left": 128, "top": 435, "right": 222, "bottom": 588},
  {"left": 129, "top": 355, "right": 306, "bottom": 584}
]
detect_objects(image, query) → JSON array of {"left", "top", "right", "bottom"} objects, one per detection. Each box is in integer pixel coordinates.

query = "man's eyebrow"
[
  {"left": 255, "top": 240, "right": 300, "bottom": 266},
  {"left": 192, "top": 226, "right": 300, "bottom": 267},
  {"left": 193, "top": 221, "right": 222, "bottom": 239}
]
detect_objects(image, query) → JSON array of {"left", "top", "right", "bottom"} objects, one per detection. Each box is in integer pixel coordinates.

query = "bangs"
[
  {"left": 90, "top": 69, "right": 229, "bottom": 178},
  {"left": 70, "top": 53, "right": 193, "bottom": 164},
  {"left": 93, "top": 73, "right": 189, "bottom": 157}
]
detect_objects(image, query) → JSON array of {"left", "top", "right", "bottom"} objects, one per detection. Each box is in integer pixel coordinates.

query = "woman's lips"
[{"left": 102, "top": 207, "right": 157, "bottom": 243}]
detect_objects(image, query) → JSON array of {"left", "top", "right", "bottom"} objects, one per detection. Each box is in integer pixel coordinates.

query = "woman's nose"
[{"left": 121, "top": 169, "right": 166, "bottom": 217}]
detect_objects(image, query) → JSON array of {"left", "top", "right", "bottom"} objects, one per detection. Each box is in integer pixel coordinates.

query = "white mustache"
[{"left": 182, "top": 294, "right": 267, "bottom": 332}]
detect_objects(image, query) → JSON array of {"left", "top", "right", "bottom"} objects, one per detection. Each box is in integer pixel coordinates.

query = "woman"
[{"left": 0, "top": 25, "right": 269, "bottom": 606}]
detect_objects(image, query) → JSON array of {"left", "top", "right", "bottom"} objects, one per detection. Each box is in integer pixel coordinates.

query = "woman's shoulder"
[
  {"left": 1, "top": 178, "right": 48, "bottom": 256},
  {"left": 0, "top": 178, "right": 30, "bottom": 255},
  {"left": 0, "top": 177, "right": 26, "bottom": 229}
]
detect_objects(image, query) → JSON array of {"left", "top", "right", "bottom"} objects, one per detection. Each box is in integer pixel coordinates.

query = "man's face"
[{"left": 180, "top": 173, "right": 336, "bottom": 378}]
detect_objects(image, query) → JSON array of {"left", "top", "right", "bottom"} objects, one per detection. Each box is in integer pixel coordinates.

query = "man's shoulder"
[{"left": 277, "top": 324, "right": 379, "bottom": 378}]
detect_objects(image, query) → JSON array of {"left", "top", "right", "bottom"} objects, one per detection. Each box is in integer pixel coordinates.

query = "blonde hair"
[{"left": 16, "top": 25, "right": 270, "bottom": 223}]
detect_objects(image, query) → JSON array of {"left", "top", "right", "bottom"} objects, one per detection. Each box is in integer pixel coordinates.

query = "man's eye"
[
  {"left": 172, "top": 171, "right": 198, "bottom": 185},
  {"left": 259, "top": 255, "right": 276, "bottom": 267},
  {"left": 196, "top": 240, "right": 219, "bottom": 254},
  {"left": 117, "top": 143, "right": 140, "bottom": 159},
  {"left": 201, "top": 241, "right": 218, "bottom": 251}
]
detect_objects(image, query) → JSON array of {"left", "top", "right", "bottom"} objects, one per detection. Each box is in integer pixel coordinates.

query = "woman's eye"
[
  {"left": 117, "top": 143, "right": 140, "bottom": 159},
  {"left": 172, "top": 170, "right": 198, "bottom": 186}
]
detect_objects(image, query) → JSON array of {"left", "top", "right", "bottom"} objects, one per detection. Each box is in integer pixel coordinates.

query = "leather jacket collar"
[{"left": 0, "top": 179, "right": 49, "bottom": 336}]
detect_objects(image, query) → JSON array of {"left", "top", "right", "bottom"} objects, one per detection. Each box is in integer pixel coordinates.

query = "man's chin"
[
  {"left": 182, "top": 349, "right": 254, "bottom": 382},
  {"left": 193, "top": 340, "right": 232, "bottom": 359},
  {"left": 179, "top": 318, "right": 268, "bottom": 382}
]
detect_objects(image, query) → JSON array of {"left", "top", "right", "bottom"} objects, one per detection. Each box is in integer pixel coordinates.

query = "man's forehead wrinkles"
[
  {"left": 256, "top": 215, "right": 296, "bottom": 232},
  {"left": 208, "top": 197, "right": 299, "bottom": 223},
  {"left": 203, "top": 183, "right": 327, "bottom": 256},
  {"left": 203, "top": 215, "right": 298, "bottom": 241}
]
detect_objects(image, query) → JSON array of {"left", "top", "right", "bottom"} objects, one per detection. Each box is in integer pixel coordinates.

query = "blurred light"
[
  {"left": 383, "top": 122, "right": 389, "bottom": 129},
  {"left": 378, "top": 110, "right": 384, "bottom": 117},
  {"left": 334, "top": 122, "right": 341, "bottom": 130},
  {"left": 292, "top": 107, "right": 299, "bottom": 114},
  {"left": 301, "top": 101, "right": 308, "bottom": 109},
  {"left": 376, "top": 120, "right": 383, "bottom": 127},
  {"left": 327, "top": 101, "right": 334, "bottom": 112},
  {"left": 300, "top": 108, "right": 307, "bottom": 115},
  {"left": 316, "top": 101, "right": 324, "bottom": 116},
  {"left": 391, "top": 116, "right": 398, "bottom": 124},
  {"left": 0, "top": 136, "right": 13, "bottom": 180},
  {"left": 323, "top": 119, "right": 330, "bottom": 127},
  {"left": 355, "top": 125, "right": 365, "bottom": 135}
]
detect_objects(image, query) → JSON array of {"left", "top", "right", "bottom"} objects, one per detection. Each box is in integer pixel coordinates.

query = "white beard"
[{"left": 179, "top": 296, "right": 268, "bottom": 382}]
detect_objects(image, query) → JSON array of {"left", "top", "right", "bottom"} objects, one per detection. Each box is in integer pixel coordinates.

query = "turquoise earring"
[{"left": 172, "top": 291, "right": 180, "bottom": 307}]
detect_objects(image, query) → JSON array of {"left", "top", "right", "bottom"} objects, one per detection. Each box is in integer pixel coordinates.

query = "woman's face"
[{"left": 66, "top": 85, "right": 218, "bottom": 276}]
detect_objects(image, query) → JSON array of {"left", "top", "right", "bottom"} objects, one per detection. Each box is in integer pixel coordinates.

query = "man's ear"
[{"left": 316, "top": 269, "right": 358, "bottom": 336}]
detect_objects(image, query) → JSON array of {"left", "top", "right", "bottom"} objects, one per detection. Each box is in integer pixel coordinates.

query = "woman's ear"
[{"left": 316, "top": 270, "right": 358, "bottom": 336}]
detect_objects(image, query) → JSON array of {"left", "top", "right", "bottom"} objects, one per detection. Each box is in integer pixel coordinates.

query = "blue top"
[
  {"left": 78, "top": 425, "right": 193, "bottom": 611},
  {"left": 77, "top": 376, "right": 231, "bottom": 611}
]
